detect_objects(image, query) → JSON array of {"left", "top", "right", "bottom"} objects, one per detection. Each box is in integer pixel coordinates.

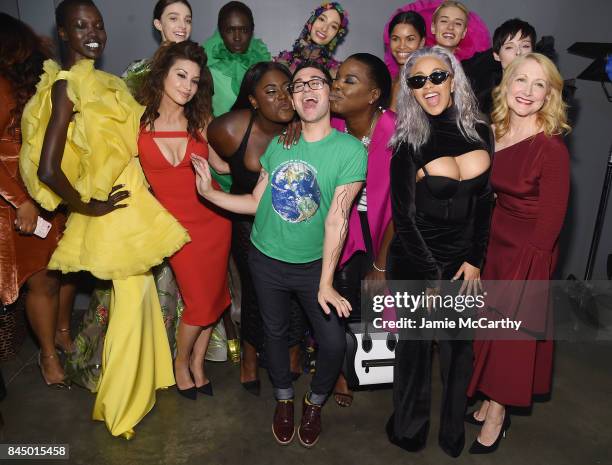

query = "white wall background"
[{"left": 2, "top": 0, "right": 612, "bottom": 280}]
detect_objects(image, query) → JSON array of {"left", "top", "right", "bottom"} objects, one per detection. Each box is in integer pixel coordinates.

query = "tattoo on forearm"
[{"left": 329, "top": 185, "right": 352, "bottom": 270}]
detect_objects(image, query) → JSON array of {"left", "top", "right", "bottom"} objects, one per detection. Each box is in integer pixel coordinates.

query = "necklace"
[{"left": 345, "top": 109, "right": 381, "bottom": 148}]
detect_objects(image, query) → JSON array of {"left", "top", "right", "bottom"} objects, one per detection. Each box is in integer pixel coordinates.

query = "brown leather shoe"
[
  {"left": 272, "top": 400, "right": 295, "bottom": 445},
  {"left": 298, "top": 396, "right": 322, "bottom": 448}
]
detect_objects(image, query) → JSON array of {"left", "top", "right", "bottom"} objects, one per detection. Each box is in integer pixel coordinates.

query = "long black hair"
[
  {"left": 387, "top": 10, "right": 426, "bottom": 40},
  {"left": 231, "top": 61, "right": 291, "bottom": 111}
]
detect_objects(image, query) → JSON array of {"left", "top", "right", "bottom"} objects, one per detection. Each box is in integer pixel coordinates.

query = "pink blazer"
[{"left": 332, "top": 110, "right": 396, "bottom": 267}]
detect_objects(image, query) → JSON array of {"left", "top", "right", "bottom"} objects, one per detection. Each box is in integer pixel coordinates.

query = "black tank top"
[{"left": 229, "top": 112, "right": 260, "bottom": 195}]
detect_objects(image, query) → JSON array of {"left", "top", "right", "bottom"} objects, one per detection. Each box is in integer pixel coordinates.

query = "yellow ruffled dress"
[{"left": 19, "top": 59, "right": 190, "bottom": 438}]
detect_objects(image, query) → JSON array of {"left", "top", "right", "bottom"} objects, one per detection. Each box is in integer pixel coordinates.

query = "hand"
[
  {"left": 363, "top": 267, "right": 387, "bottom": 297},
  {"left": 83, "top": 184, "right": 130, "bottom": 216},
  {"left": 191, "top": 154, "right": 214, "bottom": 197},
  {"left": 15, "top": 200, "right": 40, "bottom": 234},
  {"left": 277, "top": 120, "right": 301, "bottom": 149},
  {"left": 318, "top": 284, "right": 352, "bottom": 318},
  {"left": 452, "top": 261, "right": 483, "bottom": 296}
]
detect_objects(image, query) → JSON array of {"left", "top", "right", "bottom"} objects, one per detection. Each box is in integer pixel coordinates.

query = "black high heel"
[
  {"left": 176, "top": 385, "right": 197, "bottom": 400},
  {"left": 196, "top": 381, "right": 213, "bottom": 396},
  {"left": 241, "top": 379, "right": 261, "bottom": 396},
  {"left": 464, "top": 410, "right": 485, "bottom": 426},
  {"left": 469, "top": 414, "right": 511, "bottom": 454}
]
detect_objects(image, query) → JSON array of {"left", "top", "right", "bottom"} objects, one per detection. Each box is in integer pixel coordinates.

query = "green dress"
[{"left": 202, "top": 30, "right": 271, "bottom": 192}]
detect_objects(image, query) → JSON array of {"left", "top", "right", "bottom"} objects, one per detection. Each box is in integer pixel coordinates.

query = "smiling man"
[{"left": 192, "top": 61, "right": 366, "bottom": 448}]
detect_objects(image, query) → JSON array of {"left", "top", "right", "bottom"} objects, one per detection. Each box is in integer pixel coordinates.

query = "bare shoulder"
[{"left": 208, "top": 109, "right": 252, "bottom": 158}]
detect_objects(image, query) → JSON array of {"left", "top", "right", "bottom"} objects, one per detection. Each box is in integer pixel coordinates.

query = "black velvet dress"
[{"left": 385, "top": 107, "right": 493, "bottom": 457}]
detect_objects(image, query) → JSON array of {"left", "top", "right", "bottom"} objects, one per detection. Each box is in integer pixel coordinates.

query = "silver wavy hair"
[{"left": 391, "top": 46, "right": 485, "bottom": 151}]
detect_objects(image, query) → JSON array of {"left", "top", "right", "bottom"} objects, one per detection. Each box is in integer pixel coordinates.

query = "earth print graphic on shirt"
[{"left": 271, "top": 160, "right": 321, "bottom": 223}]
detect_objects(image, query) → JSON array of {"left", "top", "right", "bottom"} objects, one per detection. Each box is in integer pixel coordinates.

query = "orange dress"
[
  {"left": 0, "top": 76, "right": 64, "bottom": 305},
  {"left": 138, "top": 130, "right": 231, "bottom": 326}
]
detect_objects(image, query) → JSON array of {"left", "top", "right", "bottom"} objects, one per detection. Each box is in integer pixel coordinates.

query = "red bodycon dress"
[{"left": 138, "top": 130, "right": 231, "bottom": 326}]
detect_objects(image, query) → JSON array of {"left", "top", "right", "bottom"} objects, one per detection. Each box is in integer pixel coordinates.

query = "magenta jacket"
[{"left": 332, "top": 110, "right": 396, "bottom": 268}]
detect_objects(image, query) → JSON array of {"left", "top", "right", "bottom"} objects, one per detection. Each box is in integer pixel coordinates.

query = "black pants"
[
  {"left": 387, "top": 338, "right": 473, "bottom": 457},
  {"left": 385, "top": 261, "right": 473, "bottom": 458},
  {"left": 232, "top": 220, "right": 305, "bottom": 351},
  {"left": 249, "top": 246, "right": 346, "bottom": 401}
]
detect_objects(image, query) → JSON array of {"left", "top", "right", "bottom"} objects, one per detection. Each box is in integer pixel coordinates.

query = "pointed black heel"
[
  {"left": 469, "top": 414, "right": 511, "bottom": 454},
  {"left": 241, "top": 379, "right": 261, "bottom": 396},
  {"left": 176, "top": 385, "right": 197, "bottom": 400},
  {"left": 197, "top": 381, "right": 214, "bottom": 396}
]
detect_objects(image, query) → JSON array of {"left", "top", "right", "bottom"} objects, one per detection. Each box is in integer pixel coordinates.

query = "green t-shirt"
[{"left": 251, "top": 129, "right": 367, "bottom": 263}]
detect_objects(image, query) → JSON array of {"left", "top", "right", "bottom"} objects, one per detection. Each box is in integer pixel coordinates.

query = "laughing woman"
[
  {"left": 19, "top": 0, "right": 188, "bottom": 438},
  {"left": 386, "top": 46, "right": 493, "bottom": 457}
]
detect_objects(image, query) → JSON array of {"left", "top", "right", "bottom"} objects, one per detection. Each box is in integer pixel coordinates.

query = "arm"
[
  {"left": 0, "top": 158, "right": 40, "bottom": 234},
  {"left": 530, "top": 139, "right": 570, "bottom": 252},
  {"left": 202, "top": 125, "right": 230, "bottom": 174},
  {"left": 37, "top": 80, "right": 128, "bottom": 216},
  {"left": 454, "top": 126, "right": 494, "bottom": 293},
  {"left": 366, "top": 220, "right": 395, "bottom": 279},
  {"left": 318, "top": 181, "right": 363, "bottom": 317},
  {"left": 0, "top": 85, "right": 29, "bottom": 210},
  {"left": 191, "top": 154, "right": 266, "bottom": 215},
  {"left": 390, "top": 145, "right": 441, "bottom": 285}
]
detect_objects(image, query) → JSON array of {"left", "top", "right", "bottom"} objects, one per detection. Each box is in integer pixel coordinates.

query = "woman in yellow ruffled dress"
[{"left": 19, "top": 0, "right": 189, "bottom": 438}]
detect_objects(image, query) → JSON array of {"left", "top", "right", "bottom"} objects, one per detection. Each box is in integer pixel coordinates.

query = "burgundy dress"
[
  {"left": 467, "top": 132, "right": 570, "bottom": 406},
  {"left": 138, "top": 130, "right": 231, "bottom": 327}
]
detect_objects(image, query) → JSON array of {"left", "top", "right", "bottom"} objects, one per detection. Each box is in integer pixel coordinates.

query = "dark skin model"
[
  {"left": 219, "top": 10, "right": 253, "bottom": 54},
  {"left": 330, "top": 57, "right": 396, "bottom": 406},
  {"left": 207, "top": 68, "right": 300, "bottom": 384},
  {"left": 38, "top": 4, "right": 129, "bottom": 215}
]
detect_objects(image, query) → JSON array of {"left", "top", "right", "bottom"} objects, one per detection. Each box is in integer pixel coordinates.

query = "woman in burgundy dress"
[
  {"left": 138, "top": 41, "right": 231, "bottom": 399},
  {"left": 466, "top": 53, "right": 571, "bottom": 453}
]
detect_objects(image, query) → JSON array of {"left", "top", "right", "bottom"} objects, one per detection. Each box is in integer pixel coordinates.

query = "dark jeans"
[{"left": 249, "top": 245, "right": 346, "bottom": 402}]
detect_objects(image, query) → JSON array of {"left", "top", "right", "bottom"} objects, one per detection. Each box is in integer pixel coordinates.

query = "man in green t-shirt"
[{"left": 192, "top": 61, "right": 366, "bottom": 449}]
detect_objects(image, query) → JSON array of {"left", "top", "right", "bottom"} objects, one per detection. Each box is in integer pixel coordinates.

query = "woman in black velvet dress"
[{"left": 385, "top": 46, "right": 493, "bottom": 458}]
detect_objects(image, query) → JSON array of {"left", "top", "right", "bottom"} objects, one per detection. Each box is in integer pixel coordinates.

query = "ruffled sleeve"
[
  {"left": 19, "top": 59, "right": 144, "bottom": 211},
  {"left": 19, "top": 59, "right": 67, "bottom": 210}
]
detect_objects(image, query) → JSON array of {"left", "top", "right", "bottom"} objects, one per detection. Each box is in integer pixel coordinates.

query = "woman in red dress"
[
  {"left": 466, "top": 53, "right": 571, "bottom": 453},
  {"left": 138, "top": 41, "right": 231, "bottom": 399}
]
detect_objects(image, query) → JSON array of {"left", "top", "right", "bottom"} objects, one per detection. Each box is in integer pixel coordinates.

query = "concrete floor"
[{"left": 1, "top": 332, "right": 611, "bottom": 465}]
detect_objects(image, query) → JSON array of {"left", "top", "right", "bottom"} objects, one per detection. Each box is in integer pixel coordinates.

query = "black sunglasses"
[{"left": 406, "top": 70, "right": 452, "bottom": 89}]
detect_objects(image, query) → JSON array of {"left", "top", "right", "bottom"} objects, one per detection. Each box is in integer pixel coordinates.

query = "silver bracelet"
[{"left": 372, "top": 263, "right": 386, "bottom": 273}]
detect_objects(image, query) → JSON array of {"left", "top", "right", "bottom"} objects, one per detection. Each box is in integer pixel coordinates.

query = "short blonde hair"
[
  {"left": 432, "top": 1, "right": 469, "bottom": 23},
  {"left": 491, "top": 53, "right": 571, "bottom": 139}
]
